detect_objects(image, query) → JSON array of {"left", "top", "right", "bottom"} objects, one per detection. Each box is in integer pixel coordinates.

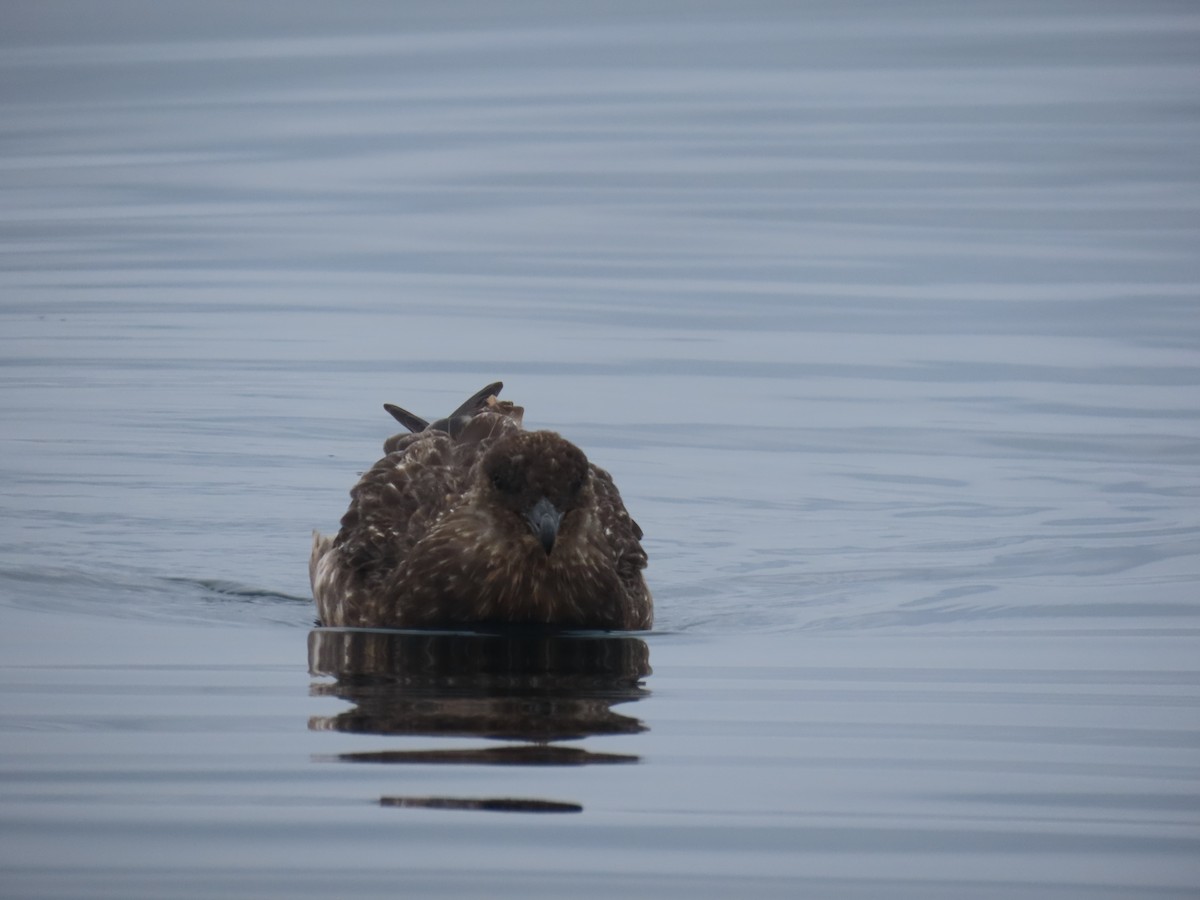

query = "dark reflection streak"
[
  {"left": 308, "top": 629, "right": 652, "bottom": 815},
  {"left": 323, "top": 745, "right": 638, "bottom": 766},
  {"left": 380, "top": 796, "right": 583, "bottom": 814},
  {"left": 307, "top": 629, "right": 651, "bottom": 746}
]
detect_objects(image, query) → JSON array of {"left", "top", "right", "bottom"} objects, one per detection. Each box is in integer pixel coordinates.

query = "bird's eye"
[{"left": 491, "top": 469, "right": 520, "bottom": 493}]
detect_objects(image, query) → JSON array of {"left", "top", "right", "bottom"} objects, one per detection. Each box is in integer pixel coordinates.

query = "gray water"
[{"left": 2, "top": 2, "right": 1199, "bottom": 897}]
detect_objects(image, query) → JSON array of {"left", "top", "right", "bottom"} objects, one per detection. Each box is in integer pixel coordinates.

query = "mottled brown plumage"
[{"left": 310, "top": 383, "right": 652, "bottom": 630}]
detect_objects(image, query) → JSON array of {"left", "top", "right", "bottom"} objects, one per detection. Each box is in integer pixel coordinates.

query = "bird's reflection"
[{"left": 308, "top": 629, "right": 651, "bottom": 772}]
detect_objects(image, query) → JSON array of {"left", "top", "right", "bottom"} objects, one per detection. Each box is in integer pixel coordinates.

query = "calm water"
[{"left": 2, "top": 2, "right": 1199, "bottom": 897}]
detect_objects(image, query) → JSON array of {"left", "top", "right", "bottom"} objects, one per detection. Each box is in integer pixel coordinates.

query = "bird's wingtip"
[{"left": 384, "top": 403, "right": 429, "bottom": 433}]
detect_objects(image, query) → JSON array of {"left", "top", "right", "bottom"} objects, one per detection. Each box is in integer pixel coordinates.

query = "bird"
[{"left": 310, "top": 382, "right": 652, "bottom": 631}]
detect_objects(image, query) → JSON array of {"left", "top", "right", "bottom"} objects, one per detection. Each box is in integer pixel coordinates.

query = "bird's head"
[{"left": 480, "top": 430, "right": 592, "bottom": 555}]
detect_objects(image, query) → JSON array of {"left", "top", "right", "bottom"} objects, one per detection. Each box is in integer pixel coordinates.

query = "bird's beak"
[{"left": 526, "top": 496, "right": 563, "bottom": 554}]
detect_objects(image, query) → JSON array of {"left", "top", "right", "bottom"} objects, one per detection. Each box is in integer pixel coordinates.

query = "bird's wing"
[
  {"left": 333, "top": 431, "right": 465, "bottom": 584},
  {"left": 383, "top": 403, "right": 429, "bottom": 434},
  {"left": 589, "top": 464, "right": 648, "bottom": 580},
  {"left": 448, "top": 381, "right": 504, "bottom": 419},
  {"left": 384, "top": 381, "right": 504, "bottom": 435}
]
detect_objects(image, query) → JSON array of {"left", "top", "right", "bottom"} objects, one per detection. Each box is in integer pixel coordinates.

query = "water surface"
[{"left": 1, "top": 2, "right": 1198, "bottom": 897}]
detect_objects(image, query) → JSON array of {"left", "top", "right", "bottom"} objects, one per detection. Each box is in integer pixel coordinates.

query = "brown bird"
[{"left": 310, "top": 382, "right": 652, "bottom": 630}]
